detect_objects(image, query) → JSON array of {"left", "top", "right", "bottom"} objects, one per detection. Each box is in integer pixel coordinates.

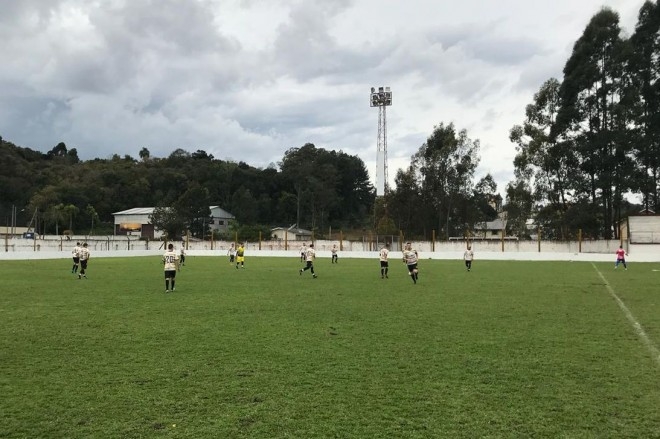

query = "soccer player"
[
  {"left": 331, "top": 244, "right": 338, "bottom": 263},
  {"left": 180, "top": 244, "right": 186, "bottom": 266},
  {"left": 464, "top": 245, "right": 474, "bottom": 272},
  {"left": 615, "top": 245, "right": 627, "bottom": 270},
  {"left": 228, "top": 243, "right": 236, "bottom": 264},
  {"left": 379, "top": 243, "right": 390, "bottom": 279},
  {"left": 236, "top": 242, "right": 246, "bottom": 269},
  {"left": 77, "top": 243, "right": 90, "bottom": 279},
  {"left": 71, "top": 241, "right": 81, "bottom": 273},
  {"left": 299, "top": 243, "right": 317, "bottom": 278},
  {"left": 300, "top": 243, "right": 307, "bottom": 262},
  {"left": 402, "top": 242, "right": 419, "bottom": 284},
  {"left": 162, "top": 243, "right": 180, "bottom": 292}
]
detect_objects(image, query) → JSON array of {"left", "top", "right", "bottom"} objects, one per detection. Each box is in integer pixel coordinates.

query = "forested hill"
[{"left": 0, "top": 138, "right": 375, "bottom": 237}]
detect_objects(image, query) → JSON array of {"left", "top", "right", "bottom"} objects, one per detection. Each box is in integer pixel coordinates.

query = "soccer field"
[{"left": 2, "top": 256, "right": 659, "bottom": 438}]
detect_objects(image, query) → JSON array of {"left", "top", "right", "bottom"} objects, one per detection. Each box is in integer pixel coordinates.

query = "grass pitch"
[{"left": 2, "top": 256, "right": 659, "bottom": 438}]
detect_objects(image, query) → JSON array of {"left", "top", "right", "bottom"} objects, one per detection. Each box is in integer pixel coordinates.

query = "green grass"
[{"left": 1, "top": 256, "right": 659, "bottom": 438}]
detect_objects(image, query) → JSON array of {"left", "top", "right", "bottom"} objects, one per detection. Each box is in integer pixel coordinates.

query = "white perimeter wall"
[{"left": 1, "top": 236, "right": 658, "bottom": 262}]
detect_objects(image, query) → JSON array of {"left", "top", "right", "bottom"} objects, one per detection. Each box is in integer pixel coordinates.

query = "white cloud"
[{"left": 0, "top": 0, "right": 647, "bottom": 196}]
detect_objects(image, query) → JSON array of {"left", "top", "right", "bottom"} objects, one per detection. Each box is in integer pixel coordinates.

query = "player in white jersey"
[
  {"left": 180, "top": 244, "right": 186, "bottom": 266},
  {"left": 71, "top": 242, "right": 81, "bottom": 274},
  {"left": 331, "top": 244, "right": 338, "bottom": 263},
  {"left": 463, "top": 245, "right": 474, "bottom": 272},
  {"left": 299, "top": 244, "right": 317, "bottom": 278},
  {"left": 300, "top": 243, "right": 307, "bottom": 262},
  {"left": 77, "top": 243, "right": 91, "bottom": 279},
  {"left": 162, "top": 243, "right": 180, "bottom": 292},
  {"left": 402, "top": 242, "right": 419, "bottom": 284},
  {"left": 228, "top": 243, "right": 236, "bottom": 264},
  {"left": 379, "top": 243, "right": 390, "bottom": 279}
]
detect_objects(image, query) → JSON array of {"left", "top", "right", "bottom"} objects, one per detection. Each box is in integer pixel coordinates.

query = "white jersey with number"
[
  {"left": 305, "top": 248, "right": 316, "bottom": 262},
  {"left": 464, "top": 249, "right": 474, "bottom": 261},
  {"left": 379, "top": 247, "right": 389, "bottom": 261},
  {"left": 79, "top": 247, "right": 90, "bottom": 261},
  {"left": 403, "top": 249, "right": 418, "bottom": 265},
  {"left": 163, "top": 250, "right": 179, "bottom": 271}
]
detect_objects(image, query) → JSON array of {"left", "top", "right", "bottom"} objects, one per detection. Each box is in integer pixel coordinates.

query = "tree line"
[
  {"left": 0, "top": 132, "right": 497, "bottom": 241},
  {"left": 506, "top": 2, "right": 660, "bottom": 239},
  {"left": 0, "top": 140, "right": 376, "bottom": 240}
]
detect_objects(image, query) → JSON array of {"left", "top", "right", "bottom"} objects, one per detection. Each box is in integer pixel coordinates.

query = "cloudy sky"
[{"left": 0, "top": 0, "right": 646, "bottom": 194}]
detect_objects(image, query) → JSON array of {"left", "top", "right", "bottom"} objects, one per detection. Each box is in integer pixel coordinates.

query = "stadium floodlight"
[{"left": 370, "top": 86, "right": 392, "bottom": 196}]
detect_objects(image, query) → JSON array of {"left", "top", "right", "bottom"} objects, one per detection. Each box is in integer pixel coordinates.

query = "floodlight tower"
[{"left": 370, "top": 86, "right": 392, "bottom": 197}]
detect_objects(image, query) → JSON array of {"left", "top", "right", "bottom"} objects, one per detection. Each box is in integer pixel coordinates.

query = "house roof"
[
  {"left": 114, "top": 206, "right": 234, "bottom": 217},
  {"left": 113, "top": 207, "right": 156, "bottom": 215},
  {"left": 272, "top": 225, "right": 313, "bottom": 235},
  {"left": 210, "top": 206, "right": 235, "bottom": 218},
  {"left": 475, "top": 219, "right": 507, "bottom": 230}
]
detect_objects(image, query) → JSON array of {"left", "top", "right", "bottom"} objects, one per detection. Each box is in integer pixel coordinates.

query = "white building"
[
  {"left": 113, "top": 206, "right": 234, "bottom": 239},
  {"left": 271, "top": 225, "right": 313, "bottom": 241}
]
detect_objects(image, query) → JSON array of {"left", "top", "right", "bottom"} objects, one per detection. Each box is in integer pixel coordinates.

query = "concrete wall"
[{"left": 2, "top": 236, "right": 658, "bottom": 262}]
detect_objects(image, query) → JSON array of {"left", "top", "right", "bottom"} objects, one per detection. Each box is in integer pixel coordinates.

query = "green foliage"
[
  {"left": 174, "top": 183, "right": 212, "bottom": 238},
  {"left": 221, "top": 219, "right": 271, "bottom": 242},
  {"left": 387, "top": 123, "right": 490, "bottom": 239},
  {"left": 150, "top": 206, "right": 185, "bottom": 240},
  {"left": 554, "top": 8, "right": 632, "bottom": 239},
  {"left": 2, "top": 257, "right": 660, "bottom": 438}
]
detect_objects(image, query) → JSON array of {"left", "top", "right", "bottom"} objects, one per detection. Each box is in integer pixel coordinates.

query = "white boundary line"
[{"left": 591, "top": 263, "right": 660, "bottom": 368}]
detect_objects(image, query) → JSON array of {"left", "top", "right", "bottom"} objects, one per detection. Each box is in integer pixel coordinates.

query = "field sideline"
[{"left": 2, "top": 256, "right": 659, "bottom": 438}]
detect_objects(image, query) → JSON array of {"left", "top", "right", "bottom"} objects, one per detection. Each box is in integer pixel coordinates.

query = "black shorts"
[
  {"left": 380, "top": 261, "right": 389, "bottom": 268},
  {"left": 72, "top": 257, "right": 80, "bottom": 263},
  {"left": 164, "top": 270, "right": 177, "bottom": 279},
  {"left": 407, "top": 263, "right": 417, "bottom": 273},
  {"left": 80, "top": 260, "right": 88, "bottom": 269}
]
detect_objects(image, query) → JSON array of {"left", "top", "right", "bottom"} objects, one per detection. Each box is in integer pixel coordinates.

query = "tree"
[
  {"left": 231, "top": 187, "right": 258, "bottom": 226},
  {"left": 150, "top": 206, "right": 186, "bottom": 240},
  {"left": 629, "top": 0, "right": 660, "bottom": 210},
  {"left": 387, "top": 166, "right": 421, "bottom": 235},
  {"left": 279, "top": 144, "right": 318, "bottom": 228},
  {"left": 175, "top": 184, "right": 212, "bottom": 238},
  {"left": 412, "top": 123, "right": 480, "bottom": 239},
  {"left": 61, "top": 204, "right": 80, "bottom": 233},
  {"left": 469, "top": 174, "right": 499, "bottom": 230},
  {"left": 85, "top": 204, "right": 99, "bottom": 235},
  {"left": 139, "top": 147, "right": 150, "bottom": 161},
  {"left": 504, "top": 180, "right": 534, "bottom": 238},
  {"left": 45, "top": 203, "right": 66, "bottom": 235},
  {"left": 510, "top": 78, "right": 575, "bottom": 210},
  {"left": 555, "top": 8, "right": 633, "bottom": 238}
]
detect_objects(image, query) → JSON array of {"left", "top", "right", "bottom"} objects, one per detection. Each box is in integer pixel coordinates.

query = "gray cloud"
[{"left": 0, "top": 0, "right": 648, "bottom": 194}]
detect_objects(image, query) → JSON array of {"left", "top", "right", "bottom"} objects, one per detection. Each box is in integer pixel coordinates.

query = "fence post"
[
  {"left": 501, "top": 229, "right": 504, "bottom": 252},
  {"left": 285, "top": 230, "right": 288, "bottom": 251},
  {"left": 340, "top": 231, "right": 343, "bottom": 251},
  {"left": 537, "top": 226, "right": 541, "bottom": 252},
  {"left": 578, "top": 229, "right": 582, "bottom": 253},
  {"left": 432, "top": 229, "right": 435, "bottom": 252},
  {"left": 259, "top": 231, "right": 262, "bottom": 250}
]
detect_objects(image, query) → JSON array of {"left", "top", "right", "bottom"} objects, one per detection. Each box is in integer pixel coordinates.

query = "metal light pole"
[{"left": 370, "top": 86, "right": 392, "bottom": 197}]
